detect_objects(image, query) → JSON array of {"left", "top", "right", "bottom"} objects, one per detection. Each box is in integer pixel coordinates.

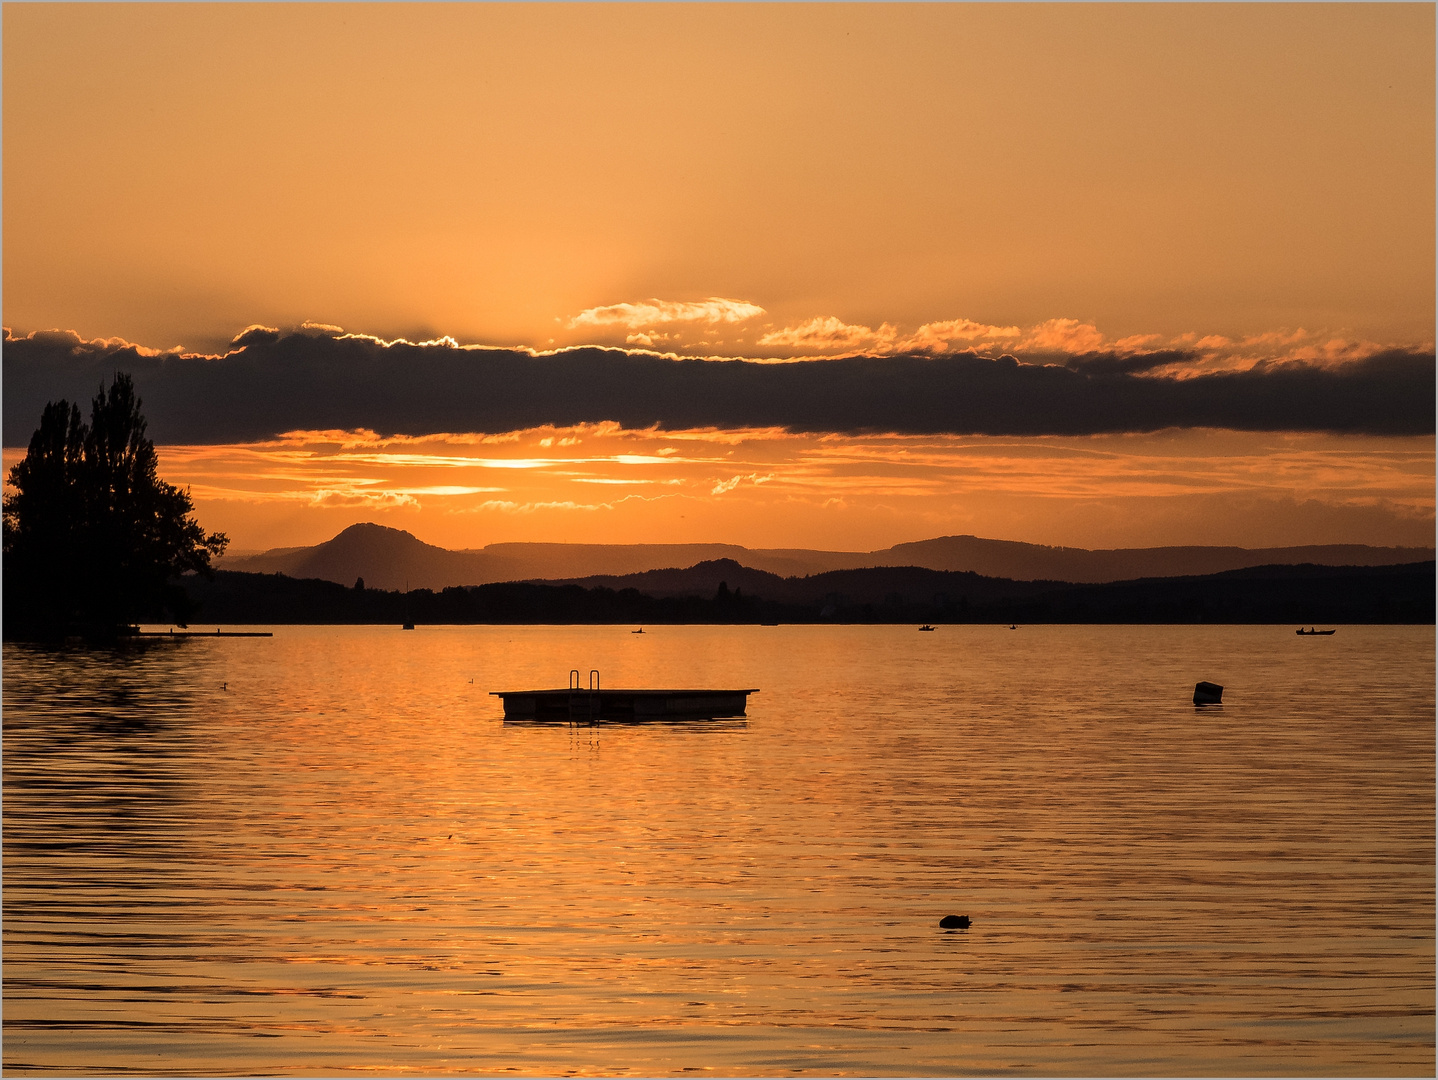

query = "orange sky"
[
  {"left": 3, "top": 3, "right": 1434, "bottom": 553},
  {"left": 5, "top": 424, "right": 1431, "bottom": 554}
]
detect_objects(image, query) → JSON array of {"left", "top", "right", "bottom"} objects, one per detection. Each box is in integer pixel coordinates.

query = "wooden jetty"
[
  {"left": 130, "top": 628, "right": 273, "bottom": 638},
  {"left": 493, "top": 669, "right": 756, "bottom": 723}
]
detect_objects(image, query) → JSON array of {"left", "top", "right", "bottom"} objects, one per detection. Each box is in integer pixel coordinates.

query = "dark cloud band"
[{"left": 4, "top": 329, "right": 1433, "bottom": 443}]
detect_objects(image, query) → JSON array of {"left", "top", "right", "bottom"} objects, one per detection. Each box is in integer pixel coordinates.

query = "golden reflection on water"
[{"left": 4, "top": 625, "right": 1434, "bottom": 1076}]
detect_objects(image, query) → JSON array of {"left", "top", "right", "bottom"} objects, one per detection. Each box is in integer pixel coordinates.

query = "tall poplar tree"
[{"left": 3, "top": 373, "right": 228, "bottom": 638}]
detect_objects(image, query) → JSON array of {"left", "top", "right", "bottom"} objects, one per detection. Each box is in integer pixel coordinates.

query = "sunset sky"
[{"left": 4, "top": 3, "right": 1433, "bottom": 554}]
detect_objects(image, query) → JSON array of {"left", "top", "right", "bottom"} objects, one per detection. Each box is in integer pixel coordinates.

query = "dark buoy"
[
  {"left": 1193, "top": 680, "right": 1224, "bottom": 706},
  {"left": 939, "top": 914, "right": 971, "bottom": 929}
]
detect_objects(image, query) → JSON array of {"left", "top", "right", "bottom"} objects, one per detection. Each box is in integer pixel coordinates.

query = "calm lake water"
[{"left": 4, "top": 624, "right": 1433, "bottom": 1076}]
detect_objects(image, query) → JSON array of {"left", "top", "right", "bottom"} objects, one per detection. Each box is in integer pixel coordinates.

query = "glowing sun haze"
[{"left": 3, "top": 3, "right": 1433, "bottom": 554}]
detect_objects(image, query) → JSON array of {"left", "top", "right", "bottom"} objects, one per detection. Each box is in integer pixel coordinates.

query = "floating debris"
[{"left": 1193, "top": 681, "right": 1224, "bottom": 706}]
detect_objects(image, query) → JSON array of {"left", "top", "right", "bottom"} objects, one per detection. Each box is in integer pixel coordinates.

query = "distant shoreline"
[{"left": 165, "top": 560, "right": 1434, "bottom": 629}]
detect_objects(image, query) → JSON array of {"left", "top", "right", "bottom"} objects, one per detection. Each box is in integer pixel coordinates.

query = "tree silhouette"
[{"left": 3, "top": 373, "right": 228, "bottom": 638}]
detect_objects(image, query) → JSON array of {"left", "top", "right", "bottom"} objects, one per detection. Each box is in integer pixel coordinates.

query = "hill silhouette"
[
  {"left": 222, "top": 522, "right": 527, "bottom": 592},
  {"left": 876, "top": 535, "right": 1432, "bottom": 582},
  {"left": 221, "top": 526, "right": 864, "bottom": 589},
  {"left": 545, "top": 558, "right": 1061, "bottom": 610},
  {"left": 219, "top": 522, "right": 1436, "bottom": 591}
]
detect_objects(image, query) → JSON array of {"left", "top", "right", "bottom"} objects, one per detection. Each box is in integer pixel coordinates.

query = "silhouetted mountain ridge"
[
  {"left": 546, "top": 558, "right": 1064, "bottom": 608},
  {"left": 216, "top": 522, "right": 1435, "bottom": 591}
]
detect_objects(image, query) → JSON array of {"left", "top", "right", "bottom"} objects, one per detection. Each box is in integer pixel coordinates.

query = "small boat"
[
  {"left": 632, "top": 627, "right": 645, "bottom": 634},
  {"left": 1008, "top": 625, "right": 1018, "bottom": 630},
  {"left": 1296, "top": 627, "right": 1336, "bottom": 636},
  {"left": 918, "top": 624, "right": 935, "bottom": 631},
  {"left": 402, "top": 621, "right": 415, "bottom": 630}
]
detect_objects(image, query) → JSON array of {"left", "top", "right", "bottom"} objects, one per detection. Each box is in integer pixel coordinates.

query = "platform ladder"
[{"left": 568, "top": 668, "right": 600, "bottom": 724}]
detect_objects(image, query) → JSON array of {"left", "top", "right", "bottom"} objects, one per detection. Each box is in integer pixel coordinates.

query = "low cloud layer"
[
  {"left": 4, "top": 327, "right": 1432, "bottom": 445},
  {"left": 553, "top": 298, "right": 1426, "bottom": 372}
]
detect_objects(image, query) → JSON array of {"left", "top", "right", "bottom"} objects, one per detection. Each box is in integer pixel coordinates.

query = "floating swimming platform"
[{"left": 493, "top": 669, "right": 757, "bottom": 723}]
